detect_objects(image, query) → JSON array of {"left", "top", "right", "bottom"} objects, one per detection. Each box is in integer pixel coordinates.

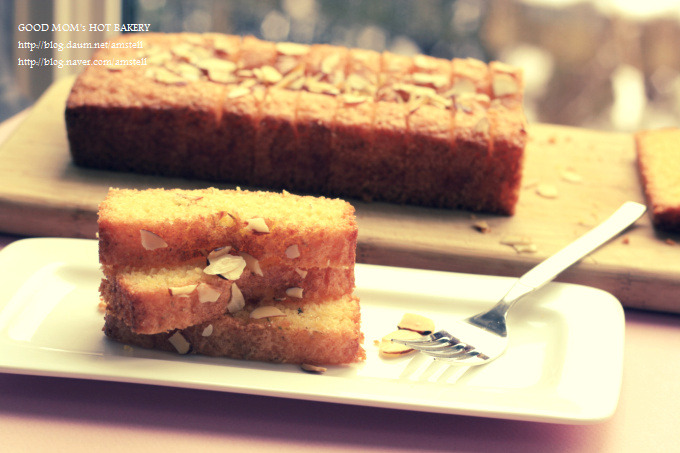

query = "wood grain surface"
[{"left": 0, "top": 76, "right": 677, "bottom": 312}]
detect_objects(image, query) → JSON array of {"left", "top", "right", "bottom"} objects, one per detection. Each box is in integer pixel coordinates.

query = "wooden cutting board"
[{"left": 0, "top": 76, "right": 678, "bottom": 313}]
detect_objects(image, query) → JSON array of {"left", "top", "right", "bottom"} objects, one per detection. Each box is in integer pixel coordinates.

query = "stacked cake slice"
[{"left": 99, "top": 187, "right": 365, "bottom": 365}]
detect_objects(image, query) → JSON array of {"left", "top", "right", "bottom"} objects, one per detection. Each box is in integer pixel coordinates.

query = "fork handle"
[{"left": 501, "top": 201, "right": 647, "bottom": 308}]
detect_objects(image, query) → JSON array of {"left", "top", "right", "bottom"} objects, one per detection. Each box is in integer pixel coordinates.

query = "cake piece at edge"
[
  {"left": 102, "top": 261, "right": 356, "bottom": 335},
  {"left": 635, "top": 128, "right": 680, "bottom": 232}
]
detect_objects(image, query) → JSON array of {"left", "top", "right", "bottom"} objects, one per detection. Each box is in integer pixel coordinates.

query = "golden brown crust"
[
  {"left": 635, "top": 128, "right": 680, "bottom": 232},
  {"left": 67, "top": 33, "right": 527, "bottom": 215}
]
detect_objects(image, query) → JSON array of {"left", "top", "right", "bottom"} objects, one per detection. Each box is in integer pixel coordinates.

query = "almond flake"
[
  {"left": 197, "top": 283, "right": 221, "bottom": 303},
  {"left": 492, "top": 73, "right": 519, "bottom": 97},
  {"left": 536, "top": 183, "right": 558, "bottom": 199},
  {"left": 168, "top": 332, "right": 191, "bottom": 354},
  {"left": 301, "top": 363, "right": 327, "bottom": 374},
  {"left": 379, "top": 329, "right": 423, "bottom": 357},
  {"left": 513, "top": 243, "right": 538, "bottom": 254},
  {"left": 285, "top": 244, "right": 300, "bottom": 259},
  {"left": 449, "top": 78, "right": 476, "bottom": 95},
  {"left": 204, "top": 250, "right": 246, "bottom": 280},
  {"left": 227, "top": 86, "right": 251, "bottom": 99},
  {"left": 260, "top": 65, "right": 283, "bottom": 84},
  {"left": 168, "top": 284, "right": 197, "bottom": 296},
  {"left": 140, "top": 229, "right": 168, "bottom": 250},
  {"left": 286, "top": 287, "right": 304, "bottom": 299},
  {"left": 342, "top": 94, "right": 368, "bottom": 104},
  {"left": 149, "top": 68, "right": 187, "bottom": 85},
  {"left": 227, "top": 283, "right": 245, "bottom": 313},
  {"left": 412, "top": 72, "right": 448, "bottom": 88},
  {"left": 294, "top": 267, "right": 308, "bottom": 279},
  {"left": 474, "top": 117, "right": 490, "bottom": 135},
  {"left": 240, "top": 252, "right": 264, "bottom": 276},
  {"left": 196, "top": 58, "right": 236, "bottom": 73},
  {"left": 246, "top": 217, "right": 270, "bottom": 234},
  {"left": 276, "top": 42, "right": 308, "bottom": 56},
  {"left": 398, "top": 313, "right": 435, "bottom": 335},
  {"left": 321, "top": 54, "right": 341, "bottom": 74},
  {"left": 345, "top": 73, "right": 371, "bottom": 92},
  {"left": 250, "top": 305, "right": 286, "bottom": 319},
  {"left": 473, "top": 220, "right": 491, "bottom": 233},
  {"left": 201, "top": 324, "right": 214, "bottom": 337},
  {"left": 561, "top": 170, "right": 583, "bottom": 184}
]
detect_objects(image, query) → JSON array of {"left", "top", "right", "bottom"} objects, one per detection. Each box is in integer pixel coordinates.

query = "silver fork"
[{"left": 392, "top": 201, "right": 647, "bottom": 366}]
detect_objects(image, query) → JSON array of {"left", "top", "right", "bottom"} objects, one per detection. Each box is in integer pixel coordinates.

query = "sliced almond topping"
[
  {"left": 412, "top": 72, "right": 448, "bottom": 88},
  {"left": 379, "top": 329, "right": 423, "bottom": 358},
  {"left": 345, "top": 73, "right": 371, "bottom": 92},
  {"left": 227, "top": 86, "right": 251, "bottom": 99},
  {"left": 227, "top": 283, "right": 245, "bottom": 313},
  {"left": 204, "top": 250, "right": 246, "bottom": 280},
  {"left": 196, "top": 58, "right": 236, "bottom": 73},
  {"left": 341, "top": 94, "right": 368, "bottom": 104},
  {"left": 246, "top": 217, "right": 270, "bottom": 234},
  {"left": 492, "top": 73, "right": 520, "bottom": 97},
  {"left": 294, "top": 267, "right": 308, "bottom": 279},
  {"left": 207, "top": 246, "right": 232, "bottom": 260},
  {"left": 239, "top": 252, "right": 264, "bottom": 277},
  {"left": 398, "top": 313, "right": 435, "bottom": 335},
  {"left": 474, "top": 117, "right": 490, "bottom": 135},
  {"left": 260, "top": 65, "right": 283, "bottom": 84},
  {"left": 201, "top": 324, "right": 214, "bottom": 337},
  {"left": 286, "top": 287, "right": 304, "bottom": 299},
  {"left": 168, "top": 284, "right": 197, "bottom": 296},
  {"left": 413, "top": 54, "right": 438, "bottom": 70},
  {"left": 168, "top": 332, "right": 191, "bottom": 354},
  {"left": 276, "top": 42, "right": 308, "bottom": 56},
  {"left": 513, "top": 243, "right": 538, "bottom": 254},
  {"left": 140, "top": 229, "right": 168, "bottom": 250},
  {"left": 285, "top": 244, "right": 300, "bottom": 259},
  {"left": 250, "top": 305, "right": 286, "bottom": 319},
  {"left": 449, "top": 78, "right": 476, "bottom": 96},
  {"left": 321, "top": 54, "right": 341, "bottom": 74},
  {"left": 301, "top": 363, "right": 327, "bottom": 374},
  {"left": 197, "top": 283, "right": 221, "bottom": 303},
  {"left": 145, "top": 50, "right": 172, "bottom": 66},
  {"left": 149, "top": 67, "right": 187, "bottom": 85}
]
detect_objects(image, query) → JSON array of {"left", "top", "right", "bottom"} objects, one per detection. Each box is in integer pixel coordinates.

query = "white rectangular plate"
[{"left": 0, "top": 238, "right": 624, "bottom": 424}]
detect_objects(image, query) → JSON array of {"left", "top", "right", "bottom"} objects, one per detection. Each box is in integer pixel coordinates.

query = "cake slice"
[
  {"left": 102, "top": 260, "right": 355, "bottom": 335},
  {"left": 104, "top": 294, "right": 364, "bottom": 365},
  {"left": 635, "top": 128, "right": 680, "bottom": 232},
  {"left": 98, "top": 187, "right": 357, "bottom": 270}
]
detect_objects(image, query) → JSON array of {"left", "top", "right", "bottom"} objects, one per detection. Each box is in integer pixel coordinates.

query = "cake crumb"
[
  {"left": 622, "top": 236, "right": 630, "bottom": 245},
  {"left": 665, "top": 238, "right": 676, "bottom": 246}
]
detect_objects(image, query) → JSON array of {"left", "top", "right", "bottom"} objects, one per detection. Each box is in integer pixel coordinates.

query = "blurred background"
[{"left": 2, "top": 0, "right": 680, "bottom": 132}]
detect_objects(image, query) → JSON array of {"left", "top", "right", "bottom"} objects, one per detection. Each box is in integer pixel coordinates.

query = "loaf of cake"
[
  {"left": 635, "top": 128, "right": 680, "bottom": 232},
  {"left": 66, "top": 33, "right": 528, "bottom": 215},
  {"left": 98, "top": 187, "right": 364, "bottom": 364}
]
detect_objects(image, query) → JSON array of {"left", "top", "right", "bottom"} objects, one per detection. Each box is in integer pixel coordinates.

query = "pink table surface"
[{"left": 1, "top": 111, "right": 679, "bottom": 452}]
